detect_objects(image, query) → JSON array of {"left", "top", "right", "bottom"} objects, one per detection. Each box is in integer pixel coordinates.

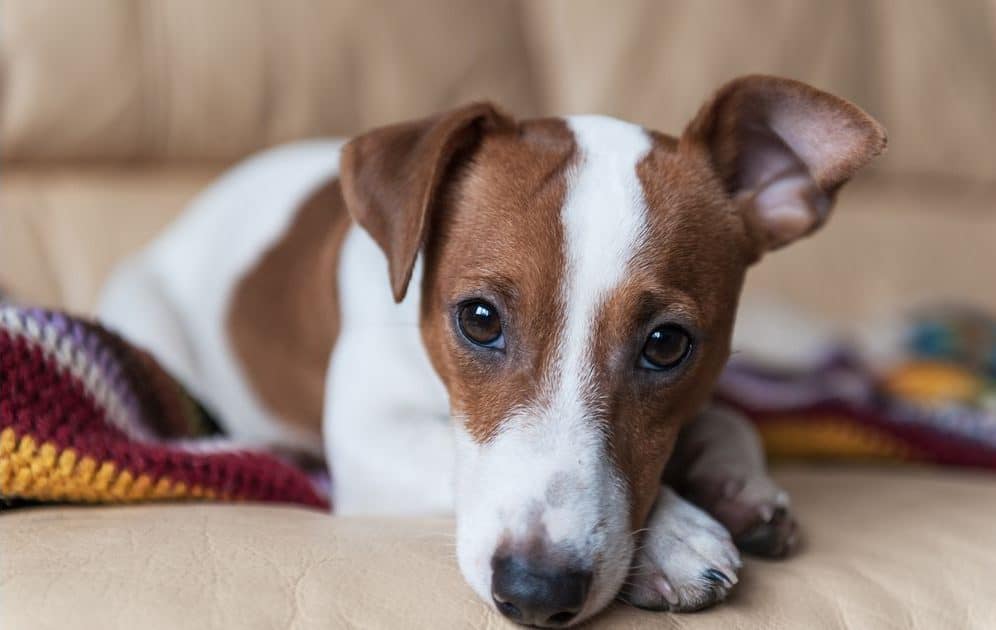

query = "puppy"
[{"left": 99, "top": 75, "right": 885, "bottom": 626}]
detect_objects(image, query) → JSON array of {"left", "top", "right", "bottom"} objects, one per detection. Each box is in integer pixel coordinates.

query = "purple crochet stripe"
[
  {"left": 9, "top": 307, "right": 152, "bottom": 441},
  {"left": 26, "top": 307, "right": 145, "bottom": 422}
]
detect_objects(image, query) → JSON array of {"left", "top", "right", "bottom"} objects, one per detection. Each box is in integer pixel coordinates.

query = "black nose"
[{"left": 491, "top": 554, "right": 592, "bottom": 627}]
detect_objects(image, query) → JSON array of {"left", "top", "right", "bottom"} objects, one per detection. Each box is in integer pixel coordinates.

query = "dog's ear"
[
  {"left": 682, "top": 75, "right": 886, "bottom": 255},
  {"left": 340, "top": 103, "right": 514, "bottom": 302}
]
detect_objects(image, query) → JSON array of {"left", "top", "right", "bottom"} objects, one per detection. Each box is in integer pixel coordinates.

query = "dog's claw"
[
  {"left": 702, "top": 568, "right": 736, "bottom": 589},
  {"left": 759, "top": 504, "right": 775, "bottom": 523},
  {"left": 654, "top": 575, "right": 680, "bottom": 607}
]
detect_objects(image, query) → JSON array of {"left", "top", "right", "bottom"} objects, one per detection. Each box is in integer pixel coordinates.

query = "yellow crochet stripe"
[
  {"left": 0, "top": 428, "right": 215, "bottom": 502},
  {"left": 758, "top": 415, "right": 918, "bottom": 462}
]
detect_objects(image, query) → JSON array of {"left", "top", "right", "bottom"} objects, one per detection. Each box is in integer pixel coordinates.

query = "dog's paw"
[
  {"left": 692, "top": 475, "right": 800, "bottom": 558},
  {"left": 733, "top": 498, "right": 798, "bottom": 558},
  {"left": 621, "top": 487, "right": 742, "bottom": 612}
]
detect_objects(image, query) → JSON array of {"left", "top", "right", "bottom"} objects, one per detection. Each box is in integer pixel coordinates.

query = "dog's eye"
[
  {"left": 458, "top": 301, "right": 504, "bottom": 348},
  {"left": 640, "top": 325, "right": 691, "bottom": 370}
]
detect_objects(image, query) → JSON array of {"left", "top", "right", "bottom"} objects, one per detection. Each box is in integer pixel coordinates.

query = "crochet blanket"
[
  {"left": 2, "top": 303, "right": 993, "bottom": 509},
  {"left": 718, "top": 306, "right": 996, "bottom": 469},
  {"left": 0, "top": 305, "right": 328, "bottom": 509}
]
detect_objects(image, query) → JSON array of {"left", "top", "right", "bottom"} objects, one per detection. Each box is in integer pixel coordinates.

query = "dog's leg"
[
  {"left": 666, "top": 404, "right": 799, "bottom": 557},
  {"left": 622, "top": 486, "right": 741, "bottom": 612}
]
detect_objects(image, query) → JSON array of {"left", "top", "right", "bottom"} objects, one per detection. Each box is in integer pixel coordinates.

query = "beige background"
[{"left": 3, "top": 1, "right": 996, "bottom": 182}]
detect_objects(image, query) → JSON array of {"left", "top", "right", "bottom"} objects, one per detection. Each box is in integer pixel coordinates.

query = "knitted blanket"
[{"left": 0, "top": 305, "right": 328, "bottom": 509}]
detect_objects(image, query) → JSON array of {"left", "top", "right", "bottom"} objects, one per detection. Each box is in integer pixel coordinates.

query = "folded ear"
[
  {"left": 682, "top": 75, "right": 886, "bottom": 254},
  {"left": 340, "top": 103, "right": 514, "bottom": 302}
]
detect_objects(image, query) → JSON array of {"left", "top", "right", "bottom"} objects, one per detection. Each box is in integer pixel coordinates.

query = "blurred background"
[{"left": 1, "top": 0, "right": 994, "bottom": 328}]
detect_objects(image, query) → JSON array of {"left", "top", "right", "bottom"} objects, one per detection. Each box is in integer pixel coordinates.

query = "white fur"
[
  {"left": 625, "top": 487, "right": 742, "bottom": 612},
  {"left": 99, "top": 140, "right": 346, "bottom": 454},
  {"left": 323, "top": 227, "right": 453, "bottom": 514},
  {"left": 454, "top": 116, "right": 654, "bottom": 622}
]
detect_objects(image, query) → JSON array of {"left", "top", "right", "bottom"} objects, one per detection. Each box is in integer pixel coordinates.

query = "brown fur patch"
[
  {"left": 419, "top": 118, "right": 576, "bottom": 443},
  {"left": 227, "top": 179, "right": 351, "bottom": 437}
]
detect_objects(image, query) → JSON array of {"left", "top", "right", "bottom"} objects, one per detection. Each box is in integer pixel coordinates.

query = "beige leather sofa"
[{"left": 2, "top": 2, "right": 995, "bottom": 628}]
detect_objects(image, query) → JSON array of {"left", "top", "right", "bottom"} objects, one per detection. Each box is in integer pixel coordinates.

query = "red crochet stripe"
[{"left": 0, "top": 329, "right": 328, "bottom": 508}]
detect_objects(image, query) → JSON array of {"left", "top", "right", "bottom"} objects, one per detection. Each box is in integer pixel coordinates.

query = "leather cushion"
[{"left": 2, "top": 466, "right": 995, "bottom": 629}]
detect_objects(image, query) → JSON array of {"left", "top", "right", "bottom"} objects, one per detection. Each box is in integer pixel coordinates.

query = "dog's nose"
[{"left": 491, "top": 554, "right": 592, "bottom": 627}]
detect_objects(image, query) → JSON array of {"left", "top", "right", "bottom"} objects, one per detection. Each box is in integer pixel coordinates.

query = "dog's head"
[{"left": 340, "top": 76, "right": 885, "bottom": 626}]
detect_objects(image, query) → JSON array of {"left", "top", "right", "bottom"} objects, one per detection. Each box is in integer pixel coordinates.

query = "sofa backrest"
[
  {"left": 4, "top": 0, "right": 996, "bottom": 184},
  {"left": 0, "top": 0, "right": 539, "bottom": 161},
  {"left": 524, "top": 0, "right": 996, "bottom": 185},
  {"left": 4, "top": 0, "right": 995, "bottom": 184}
]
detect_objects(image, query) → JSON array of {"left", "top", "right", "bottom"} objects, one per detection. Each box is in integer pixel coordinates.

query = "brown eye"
[
  {"left": 458, "top": 301, "right": 504, "bottom": 348},
  {"left": 640, "top": 325, "right": 692, "bottom": 370}
]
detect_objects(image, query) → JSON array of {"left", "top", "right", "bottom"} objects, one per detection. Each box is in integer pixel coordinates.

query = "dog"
[{"left": 98, "top": 75, "right": 885, "bottom": 627}]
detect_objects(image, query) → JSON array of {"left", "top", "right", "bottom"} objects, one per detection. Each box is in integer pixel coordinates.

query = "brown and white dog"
[{"left": 98, "top": 76, "right": 885, "bottom": 627}]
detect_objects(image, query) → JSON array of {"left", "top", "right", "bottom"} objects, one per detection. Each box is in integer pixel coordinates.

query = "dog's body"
[
  {"left": 99, "top": 77, "right": 884, "bottom": 627},
  {"left": 101, "top": 139, "right": 461, "bottom": 511}
]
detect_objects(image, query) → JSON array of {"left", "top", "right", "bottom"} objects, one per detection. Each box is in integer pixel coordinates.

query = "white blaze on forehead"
[{"left": 554, "top": 115, "right": 653, "bottom": 413}]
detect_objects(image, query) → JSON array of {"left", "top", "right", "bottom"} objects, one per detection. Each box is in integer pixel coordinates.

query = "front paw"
[
  {"left": 691, "top": 475, "right": 800, "bottom": 558},
  {"left": 621, "top": 487, "right": 742, "bottom": 612}
]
